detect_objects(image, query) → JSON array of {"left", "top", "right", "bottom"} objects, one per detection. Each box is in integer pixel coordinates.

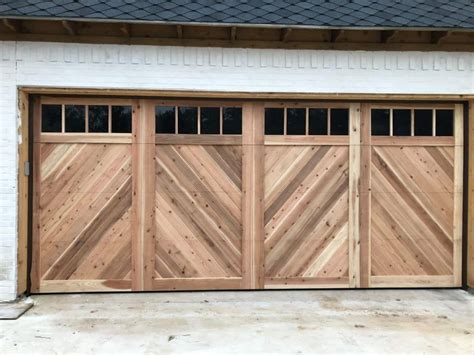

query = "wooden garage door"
[{"left": 31, "top": 97, "right": 463, "bottom": 292}]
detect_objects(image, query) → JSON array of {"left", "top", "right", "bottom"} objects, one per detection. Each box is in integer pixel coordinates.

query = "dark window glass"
[
  {"left": 436, "top": 110, "right": 454, "bottom": 136},
  {"left": 371, "top": 109, "right": 390, "bottom": 136},
  {"left": 178, "top": 107, "right": 198, "bottom": 134},
  {"left": 200, "top": 107, "right": 220, "bottom": 134},
  {"left": 41, "top": 105, "right": 62, "bottom": 132},
  {"left": 223, "top": 107, "right": 242, "bottom": 134},
  {"left": 65, "top": 105, "right": 85, "bottom": 133},
  {"left": 112, "top": 106, "right": 132, "bottom": 133},
  {"left": 88, "top": 105, "right": 109, "bottom": 133},
  {"left": 414, "top": 109, "right": 433, "bottom": 136},
  {"left": 265, "top": 108, "right": 284, "bottom": 135},
  {"left": 393, "top": 109, "right": 411, "bottom": 136},
  {"left": 308, "top": 108, "right": 328, "bottom": 135},
  {"left": 287, "top": 108, "right": 306, "bottom": 135},
  {"left": 330, "top": 109, "right": 349, "bottom": 135},
  {"left": 156, "top": 106, "right": 176, "bottom": 134}
]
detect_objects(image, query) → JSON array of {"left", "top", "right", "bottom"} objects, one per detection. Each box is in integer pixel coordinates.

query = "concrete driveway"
[{"left": 1, "top": 289, "right": 473, "bottom": 354}]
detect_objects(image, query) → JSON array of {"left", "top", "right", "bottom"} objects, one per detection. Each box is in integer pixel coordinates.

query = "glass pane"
[
  {"left": 436, "top": 110, "right": 454, "bottom": 136},
  {"left": 41, "top": 104, "right": 62, "bottom": 132},
  {"left": 200, "top": 107, "right": 220, "bottom": 134},
  {"left": 393, "top": 109, "right": 411, "bottom": 136},
  {"left": 265, "top": 108, "right": 284, "bottom": 135},
  {"left": 178, "top": 107, "right": 198, "bottom": 134},
  {"left": 371, "top": 109, "right": 390, "bottom": 136},
  {"left": 88, "top": 105, "right": 109, "bottom": 133},
  {"left": 414, "top": 109, "right": 433, "bottom": 136},
  {"left": 156, "top": 106, "right": 176, "bottom": 134},
  {"left": 112, "top": 106, "right": 132, "bottom": 133},
  {"left": 65, "top": 105, "right": 85, "bottom": 133},
  {"left": 223, "top": 107, "right": 242, "bottom": 135},
  {"left": 330, "top": 109, "right": 349, "bottom": 135},
  {"left": 309, "top": 108, "right": 327, "bottom": 135},
  {"left": 287, "top": 108, "right": 306, "bottom": 135}
]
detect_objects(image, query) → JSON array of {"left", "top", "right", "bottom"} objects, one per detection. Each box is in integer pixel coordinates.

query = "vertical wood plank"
[
  {"left": 453, "top": 104, "right": 463, "bottom": 286},
  {"left": 359, "top": 103, "right": 371, "bottom": 288},
  {"left": 131, "top": 100, "right": 156, "bottom": 291},
  {"left": 468, "top": 101, "right": 474, "bottom": 287},
  {"left": 30, "top": 96, "right": 42, "bottom": 293},
  {"left": 349, "top": 103, "right": 361, "bottom": 288},
  {"left": 241, "top": 102, "right": 264, "bottom": 289}
]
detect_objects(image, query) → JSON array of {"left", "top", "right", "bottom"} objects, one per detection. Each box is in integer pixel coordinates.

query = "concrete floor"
[{"left": 0, "top": 290, "right": 473, "bottom": 354}]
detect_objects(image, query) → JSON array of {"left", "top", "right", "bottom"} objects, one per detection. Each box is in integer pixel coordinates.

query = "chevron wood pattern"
[
  {"left": 264, "top": 146, "right": 350, "bottom": 284},
  {"left": 36, "top": 143, "right": 132, "bottom": 284},
  {"left": 371, "top": 146, "right": 454, "bottom": 276},
  {"left": 154, "top": 145, "right": 243, "bottom": 280}
]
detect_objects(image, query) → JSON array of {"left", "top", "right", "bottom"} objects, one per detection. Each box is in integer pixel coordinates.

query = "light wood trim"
[
  {"left": 359, "top": 103, "right": 371, "bottom": 288},
  {"left": 348, "top": 103, "right": 361, "bottom": 288},
  {"left": 41, "top": 97, "right": 134, "bottom": 105},
  {"left": 37, "top": 133, "right": 132, "bottom": 144},
  {"left": 155, "top": 134, "right": 241, "bottom": 145},
  {"left": 264, "top": 135, "right": 349, "bottom": 145},
  {"left": 468, "top": 101, "right": 474, "bottom": 288},
  {"left": 370, "top": 275, "right": 455, "bottom": 288},
  {"left": 453, "top": 104, "right": 463, "bottom": 287},
  {"left": 371, "top": 136, "right": 455, "bottom": 146},
  {"left": 264, "top": 102, "right": 350, "bottom": 109},
  {"left": 17, "top": 90, "right": 29, "bottom": 295},
  {"left": 241, "top": 102, "right": 265, "bottom": 289},
  {"left": 131, "top": 100, "right": 156, "bottom": 291},
  {"left": 40, "top": 280, "right": 132, "bottom": 292},
  {"left": 154, "top": 99, "right": 243, "bottom": 107},
  {"left": 265, "top": 277, "right": 349, "bottom": 289},
  {"left": 369, "top": 103, "right": 456, "bottom": 110},
  {"left": 151, "top": 278, "right": 242, "bottom": 291}
]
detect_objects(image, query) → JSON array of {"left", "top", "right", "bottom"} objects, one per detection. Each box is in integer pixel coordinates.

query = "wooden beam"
[
  {"left": 281, "top": 28, "right": 292, "bottom": 42},
  {"left": 176, "top": 24, "right": 183, "bottom": 39},
  {"left": 2, "top": 18, "right": 20, "bottom": 32},
  {"left": 468, "top": 100, "right": 474, "bottom": 288},
  {"left": 331, "top": 29, "right": 345, "bottom": 42},
  {"left": 230, "top": 26, "right": 237, "bottom": 42},
  {"left": 61, "top": 20, "right": 76, "bottom": 36},
  {"left": 453, "top": 104, "right": 464, "bottom": 287},
  {"left": 381, "top": 30, "right": 398, "bottom": 43},
  {"left": 431, "top": 30, "right": 452, "bottom": 44},
  {"left": 120, "top": 23, "right": 131, "bottom": 37}
]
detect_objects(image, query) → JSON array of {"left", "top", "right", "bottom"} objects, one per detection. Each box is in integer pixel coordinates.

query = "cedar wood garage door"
[{"left": 31, "top": 97, "right": 463, "bottom": 293}]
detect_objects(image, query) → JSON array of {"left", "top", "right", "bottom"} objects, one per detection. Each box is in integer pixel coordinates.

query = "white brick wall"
[{"left": 0, "top": 41, "right": 472, "bottom": 301}]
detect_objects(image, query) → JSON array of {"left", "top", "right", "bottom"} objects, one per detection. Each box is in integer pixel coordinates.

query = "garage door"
[{"left": 30, "top": 97, "right": 463, "bottom": 292}]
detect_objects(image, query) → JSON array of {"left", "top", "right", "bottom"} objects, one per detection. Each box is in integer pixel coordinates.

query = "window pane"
[
  {"left": 371, "top": 109, "right": 390, "bottom": 136},
  {"left": 330, "top": 109, "right": 349, "bottom": 135},
  {"left": 178, "top": 107, "right": 198, "bottom": 134},
  {"left": 414, "top": 109, "right": 433, "bottom": 136},
  {"left": 265, "top": 108, "right": 284, "bottom": 135},
  {"left": 308, "top": 108, "right": 328, "bottom": 135},
  {"left": 41, "top": 104, "right": 62, "bottom": 132},
  {"left": 88, "top": 105, "right": 109, "bottom": 133},
  {"left": 287, "top": 108, "right": 306, "bottom": 135},
  {"left": 223, "top": 107, "right": 242, "bottom": 134},
  {"left": 156, "top": 106, "right": 176, "bottom": 134},
  {"left": 200, "top": 107, "right": 220, "bottom": 134},
  {"left": 393, "top": 109, "right": 411, "bottom": 136},
  {"left": 436, "top": 110, "right": 454, "bottom": 136},
  {"left": 65, "top": 105, "right": 85, "bottom": 133},
  {"left": 112, "top": 106, "right": 132, "bottom": 133}
]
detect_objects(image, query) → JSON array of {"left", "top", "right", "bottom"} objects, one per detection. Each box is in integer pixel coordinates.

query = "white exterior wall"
[{"left": 0, "top": 41, "right": 473, "bottom": 301}]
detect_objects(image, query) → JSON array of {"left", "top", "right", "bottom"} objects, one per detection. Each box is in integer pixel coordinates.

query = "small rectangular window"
[
  {"left": 41, "top": 104, "right": 62, "bottom": 132},
  {"left": 393, "top": 109, "right": 411, "bottom": 136},
  {"left": 88, "top": 105, "right": 109, "bottom": 133},
  {"left": 308, "top": 108, "right": 328, "bottom": 135},
  {"left": 65, "top": 105, "right": 85, "bottom": 133},
  {"left": 371, "top": 109, "right": 390, "bottom": 136},
  {"left": 200, "top": 107, "right": 220, "bottom": 134},
  {"left": 265, "top": 108, "right": 284, "bottom": 135},
  {"left": 414, "top": 109, "right": 433, "bottom": 136},
  {"left": 330, "top": 109, "right": 349, "bottom": 135},
  {"left": 436, "top": 110, "right": 454, "bottom": 136},
  {"left": 222, "top": 107, "right": 242, "bottom": 135},
  {"left": 286, "top": 108, "right": 306, "bottom": 135},
  {"left": 156, "top": 106, "right": 176, "bottom": 134},
  {"left": 112, "top": 106, "right": 132, "bottom": 133},
  {"left": 178, "top": 107, "right": 198, "bottom": 134}
]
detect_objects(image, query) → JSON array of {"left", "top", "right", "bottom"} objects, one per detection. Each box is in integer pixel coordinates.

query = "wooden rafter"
[
  {"left": 281, "top": 28, "right": 292, "bottom": 42},
  {"left": 176, "top": 24, "right": 183, "bottom": 39},
  {"left": 2, "top": 18, "right": 20, "bottom": 32},
  {"left": 230, "top": 26, "right": 237, "bottom": 42},
  {"left": 431, "top": 30, "right": 452, "bottom": 44},
  {"left": 331, "top": 29, "right": 345, "bottom": 42},
  {"left": 61, "top": 20, "right": 76, "bottom": 36},
  {"left": 120, "top": 23, "right": 131, "bottom": 37},
  {"left": 381, "top": 30, "right": 398, "bottom": 43}
]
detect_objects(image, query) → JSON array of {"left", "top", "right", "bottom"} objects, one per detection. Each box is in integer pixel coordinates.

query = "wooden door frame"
[{"left": 16, "top": 88, "right": 472, "bottom": 295}]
